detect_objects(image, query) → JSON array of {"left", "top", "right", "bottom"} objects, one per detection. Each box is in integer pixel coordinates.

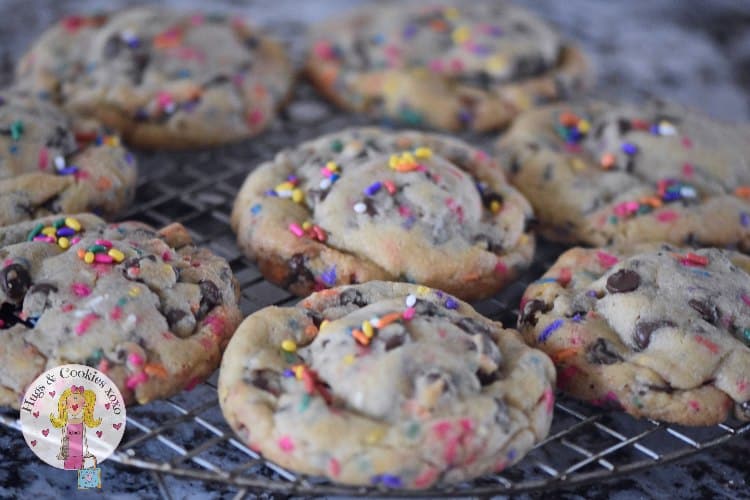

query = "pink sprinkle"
[
  {"left": 38, "top": 147, "right": 48, "bottom": 169},
  {"left": 184, "top": 376, "right": 200, "bottom": 391},
  {"left": 742, "top": 295, "right": 750, "bottom": 307},
  {"left": 495, "top": 260, "right": 507, "bottom": 275},
  {"left": 443, "top": 436, "right": 459, "bottom": 463},
  {"left": 459, "top": 418, "right": 474, "bottom": 433},
  {"left": 542, "top": 388, "right": 555, "bottom": 413},
  {"left": 162, "top": 251, "right": 172, "bottom": 262},
  {"left": 383, "top": 180, "right": 397, "bottom": 194},
  {"left": 313, "top": 40, "right": 336, "bottom": 60},
  {"left": 248, "top": 109, "right": 264, "bottom": 126},
  {"left": 414, "top": 467, "right": 439, "bottom": 488},
  {"left": 613, "top": 201, "right": 639, "bottom": 217},
  {"left": 204, "top": 315, "right": 225, "bottom": 336},
  {"left": 428, "top": 59, "right": 444, "bottom": 72},
  {"left": 3, "top": 259, "right": 12, "bottom": 266},
  {"left": 656, "top": 210, "right": 679, "bottom": 222},
  {"left": 97, "top": 359, "right": 109, "bottom": 373},
  {"left": 682, "top": 137, "right": 693, "bottom": 149},
  {"left": 398, "top": 205, "right": 412, "bottom": 217},
  {"left": 126, "top": 371, "right": 148, "bottom": 389},
  {"left": 596, "top": 250, "right": 619, "bottom": 269},
  {"left": 62, "top": 303, "right": 75, "bottom": 312},
  {"left": 328, "top": 458, "right": 341, "bottom": 477},
  {"left": 71, "top": 283, "right": 91, "bottom": 297},
  {"left": 70, "top": 237, "right": 81, "bottom": 246},
  {"left": 110, "top": 307, "right": 122, "bottom": 320},
  {"left": 94, "top": 254, "right": 114, "bottom": 264},
  {"left": 94, "top": 239, "right": 112, "bottom": 248},
  {"left": 278, "top": 436, "right": 294, "bottom": 452},
  {"left": 289, "top": 223, "right": 305, "bottom": 237},
  {"left": 564, "top": 143, "right": 582, "bottom": 153},
  {"left": 190, "top": 14, "right": 204, "bottom": 26},
  {"left": 127, "top": 353, "right": 144, "bottom": 366},
  {"left": 449, "top": 58, "right": 464, "bottom": 72},
  {"left": 695, "top": 335, "right": 720, "bottom": 354},
  {"left": 75, "top": 313, "right": 98, "bottom": 336},
  {"left": 320, "top": 167, "right": 333, "bottom": 178},
  {"left": 682, "top": 162, "right": 694, "bottom": 177},
  {"left": 156, "top": 91, "right": 173, "bottom": 109},
  {"left": 433, "top": 420, "right": 453, "bottom": 438},
  {"left": 688, "top": 400, "right": 700, "bottom": 411},
  {"left": 402, "top": 307, "right": 416, "bottom": 320}
]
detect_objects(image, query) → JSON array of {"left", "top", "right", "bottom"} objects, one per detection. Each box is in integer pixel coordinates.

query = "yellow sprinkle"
[
  {"left": 452, "top": 25, "right": 471, "bottom": 44},
  {"left": 519, "top": 234, "right": 529, "bottom": 246},
  {"left": 401, "top": 152, "right": 415, "bottom": 164},
  {"left": 105, "top": 136, "right": 120, "bottom": 147},
  {"left": 319, "top": 319, "right": 330, "bottom": 333},
  {"left": 58, "top": 237, "right": 70, "bottom": 249},
  {"left": 362, "top": 320, "right": 374, "bottom": 338},
  {"left": 487, "top": 55, "right": 508, "bottom": 74},
  {"left": 281, "top": 339, "right": 297, "bottom": 352},
  {"left": 275, "top": 181, "right": 294, "bottom": 192},
  {"left": 414, "top": 147, "right": 432, "bottom": 159},
  {"left": 577, "top": 119, "right": 591, "bottom": 134},
  {"left": 417, "top": 286, "right": 430, "bottom": 296},
  {"left": 128, "top": 286, "right": 141, "bottom": 297},
  {"left": 64, "top": 217, "right": 81, "bottom": 231},
  {"left": 326, "top": 161, "right": 339, "bottom": 172},
  {"left": 41, "top": 227, "right": 56, "bottom": 237},
  {"left": 293, "top": 365, "right": 305, "bottom": 379},
  {"left": 389, "top": 154, "right": 400, "bottom": 169},
  {"left": 490, "top": 200, "right": 502, "bottom": 214},
  {"left": 84, "top": 251, "right": 95, "bottom": 264},
  {"left": 302, "top": 221, "right": 312, "bottom": 230},
  {"left": 365, "top": 427, "right": 385, "bottom": 444},
  {"left": 343, "top": 353, "right": 355, "bottom": 365},
  {"left": 570, "top": 158, "right": 587, "bottom": 171},
  {"left": 107, "top": 248, "right": 124, "bottom": 262},
  {"left": 444, "top": 6, "right": 460, "bottom": 20},
  {"left": 292, "top": 188, "right": 305, "bottom": 204}
]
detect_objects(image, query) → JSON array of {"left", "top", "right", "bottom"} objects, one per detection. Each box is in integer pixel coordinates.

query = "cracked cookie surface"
[
  {"left": 218, "top": 281, "right": 555, "bottom": 488},
  {"left": 306, "top": 1, "right": 590, "bottom": 131},
  {"left": 231, "top": 127, "right": 535, "bottom": 301},
  {"left": 16, "top": 7, "right": 293, "bottom": 149},
  {"left": 518, "top": 244, "right": 750, "bottom": 425},
  {"left": 0, "top": 214, "right": 241, "bottom": 408},
  {"left": 0, "top": 90, "right": 136, "bottom": 226},
  {"left": 497, "top": 99, "right": 750, "bottom": 249}
]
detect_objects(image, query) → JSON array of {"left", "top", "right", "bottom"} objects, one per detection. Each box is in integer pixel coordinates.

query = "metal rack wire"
[{"left": 0, "top": 83, "right": 748, "bottom": 498}]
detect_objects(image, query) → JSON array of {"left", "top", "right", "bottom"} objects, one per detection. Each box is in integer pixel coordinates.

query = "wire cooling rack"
[{"left": 1, "top": 82, "right": 748, "bottom": 498}]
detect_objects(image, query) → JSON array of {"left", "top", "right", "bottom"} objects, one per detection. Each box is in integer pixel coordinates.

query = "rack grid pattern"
[{"left": 0, "top": 85, "right": 748, "bottom": 498}]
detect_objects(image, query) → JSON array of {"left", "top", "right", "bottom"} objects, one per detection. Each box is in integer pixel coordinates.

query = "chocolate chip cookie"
[
  {"left": 219, "top": 281, "right": 555, "bottom": 488},
  {"left": 16, "top": 7, "right": 293, "bottom": 149},
  {"left": 0, "top": 90, "right": 136, "bottom": 226},
  {"left": 231, "top": 127, "right": 535, "bottom": 301},
  {"left": 306, "top": 1, "right": 590, "bottom": 131},
  {"left": 518, "top": 244, "right": 750, "bottom": 425},
  {"left": 0, "top": 214, "right": 241, "bottom": 409},
  {"left": 497, "top": 99, "right": 750, "bottom": 249}
]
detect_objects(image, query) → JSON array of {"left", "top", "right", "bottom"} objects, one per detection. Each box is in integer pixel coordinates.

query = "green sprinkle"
[
  {"left": 399, "top": 108, "right": 423, "bottom": 125},
  {"left": 117, "top": 297, "right": 128, "bottom": 307},
  {"left": 87, "top": 244, "right": 107, "bottom": 253},
  {"left": 10, "top": 120, "right": 23, "bottom": 141},
  {"left": 299, "top": 393, "right": 311, "bottom": 412},
  {"left": 53, "top": 218, "right": 65, "bottom": 229},
  {"left": 27, "top": 223, "right": 44, "bottom": 241},
  {"left": 283, "top": 351, "right": 297, "bottom": 364},
  {"left": 608, "top": 215, "right": 618, "bottom": 225},
  {"left": 405, "top": 421, "right": 421, "bottom": 439},
  {"left": 85, "top": 348, "right": 104, "bottom": 367},
  {"left": 743, "top": 328, "right": 750, "bottom": 345},
  {"left": 330, "top": 139, "right": 343, "bottom": 153}
]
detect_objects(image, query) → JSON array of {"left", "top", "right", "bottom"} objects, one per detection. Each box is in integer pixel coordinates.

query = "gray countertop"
[{"left": 1, "top": 1, "right": 749, "bottom": 499}]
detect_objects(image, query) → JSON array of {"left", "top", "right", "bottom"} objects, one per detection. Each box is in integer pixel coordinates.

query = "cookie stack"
[{"left": 1, "top": 0, "right": 747, "bottom": 492}]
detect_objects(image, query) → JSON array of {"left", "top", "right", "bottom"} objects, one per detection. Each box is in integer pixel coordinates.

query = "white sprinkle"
[
  {"left": 405, "top": 294, "right": 417, "bottom": 307},
  {"left": 680, "top": 186, "right": 697, "bottom": 198},
  {"left": 276, "top": 189, "right": 293, "bottom": 199},
  {"left": 54, "top": 156, "right": 66, "bottom": 170},
  {"left": 658, "top": 121, "right": 676, "bottom": 136},
  {"left": 123, "top": 314, "right": 137, "bottom": 331},
  {"left": 319, "top": 178, "right": 332, "bottom": 190},
  {"left": 353, "top": 202, "right": 367, "bottom": 214},
  {"left": 120, "top": 29, "right": 136, "bottom": 42}
]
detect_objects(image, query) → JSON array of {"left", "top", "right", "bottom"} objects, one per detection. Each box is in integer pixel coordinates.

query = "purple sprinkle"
[
  {"left": 264, "top": 189, "right": 278, "bottom": 197},
  {"left": 321, "top": 266, "right": 337, "bottom": 286},
  {"left": 401, "top": 216, "right": 416, "bottom": 230},
  {"left": 56, "top": 227, "right": 75, "bottom": 237},
  {"left": 622, "top": 143, "right": 638, "bottom": 155},
  {"left": 125, "top": 152, "right": 135, "bottom": 164},
  {"left": 372, "top": 474, "right": 402, "bottom": 488},
  {"left": 283, "top": 369, "right": 294, "bottom": 378},
  {"left": 287, "top": 175, "right": 298, "bottom": 183},
  {"left": 445, "top": 297, "right": 458, "bottom": 310},
  {"left": 251, "top": 204, "right": 262, "bottom": 215},
  {"left": 486, "top": 25, "right": 504, "bottom": 37},
  {"left": 364, "top": 181, "right": 382, "bottom": 196},
  {"left": 458, "top": 109, "right": 473, "bottom": 124},
  {"left": 402, "top": 24, "right": 418, "bottom": 39},
  {"left": 538, "top": 319, "right": 563, "bottom": 343},
  {"left": 650, "top": 124, "right": 660, "bottom": 135},
  {"left": 662, "top": 191, "right": 681, "bottom": 202},
  {"left": 741, "top": 212, "right": 750, "bottom": 227},
  {"left": 586, "top": 290, "right": 597, "bottom": 297},
  {"left": 572, "top": 313, "right": 583, "bottom": 323},
  {"left": 507, "top": 448, "right": 517, "bottom": 461},
  {"left": 470, "top": 43, "right": 493, "bottom": 56},
  {"left": 57, "top": 166, "right": 79, "bottom": 176},
  {"left": 435, "top": 290, "right": 444, "bottom": 298},
  {"left": 181, "top": 100, "right": 199, "bottom": 113}
]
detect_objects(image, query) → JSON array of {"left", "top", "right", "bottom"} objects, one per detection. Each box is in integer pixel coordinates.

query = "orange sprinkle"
[
  {"left": 735, "top": 186, "right": 750, "bottom": 198},
  {"left": 144, "top": 363, "right": 169, "bottom": 378},
  {"left": 600, "top": 153, "right": 616, "bottom": 169},
  {"left": 304, "top": 324, "right": 318, "bottom": 337},
  {"left": 551, "top": 348, "right": 579, "bottom": 363},
  {"left": 559, "top": 111, "right": 579, "bottom": 127},
  {"left": 392, "top": 162, "right": 421, "bottom": 172},
  {"left": 97, "top": 177, "right": 113, "bottom": 190},
  {"left": 352, "top": 329, "right": 370, "bottom": 346},
  {"left": 77, "top": 248, "right": 86, "bottom": 259},
  {"left": 430, "top": 19, "right": 448, "bottom": 32},
  {"left": 639, "top": 196, "right": 662, "bottom": 208},
  {"left": 374, "top": 312, "right": 402, "bottom": 329}
]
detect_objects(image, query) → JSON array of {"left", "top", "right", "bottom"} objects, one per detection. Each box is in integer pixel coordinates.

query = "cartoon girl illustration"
[{"left": 50, "top": 385, "right": 102, "bottom": 470}]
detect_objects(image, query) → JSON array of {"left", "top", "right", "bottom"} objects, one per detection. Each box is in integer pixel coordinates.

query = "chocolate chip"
[
  {"left": 287, "top": 253, "right": 315, "bottom": 289},
  {"left": 363, "top": 198, "right": 378, "bottom": 216},
  {"left": 688, "top": 299, "right": 719, "bottom": 325},
  {"left": 633, "top": 319, "right": 676, "bottom": 350},
  {"left": 586, "top": 338, "right": 623, "bottom": 365},
  {"left": 647, "top": 383, "right": 675, "bottom": 394},
  {"left": 617, "top": 118, "right": 632, "bottom": 135},
  {"left": 605, "top": 269, "right": 641, "bottom": 293},
  {"left": 197, "top": 280, "right": 221, "bottom": 319},
  {"left": 247, "top": 369, "right": 281, "bottom": 396},
  {"left": 0, "top": 302, "right": 31, "bottom": 329},
  {"left": 519, "top": 299, "right": 551, "bottom": 327},
  {"left": 454, "top": 317, "right": 493, "bottom": 336},
  {"left": 476, "top": 370, "right": 498, "bottom": 386},
  {"left": 414, "top": 299, "right": 442, "bottom": 317},
  {"left": 28, "top": 283, "right": 57, "bottom": 295},
  {"left": 306, "top": 310, "right": 323, "bottom": 328},
  {"left": 2, "top": 264, "right": 31, "bottom": 303},
  {"left": 481, "top": 192, "right": 504, "bottom": 210},
  {"left": 384, "top": 333, "right": 406, "bottom": 351},
  {"left": 339, "top": 288, "right": 368, "bottom": 308},
  {"left": 165, "top": 308, "right": 188, "bottom": 328}
]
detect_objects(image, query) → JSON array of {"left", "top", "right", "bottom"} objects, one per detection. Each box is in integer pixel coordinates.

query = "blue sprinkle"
[
  {"left": 402, "top": 24, "right": 418, "bottom": 39},
  {"left": 287, "top": 175, "right": 298, "bottom": 183},
  {"left": 264, "top": 189, "right": 278, "bottom": 197},
  {"left": 370, "top": 33, "right": 385, "bottom": 45},
  {"left": 572, "top": 313, "right": 583, "bottom": 323},
  {"left": 321, "top": 266, "right": 337, "bottom": 287},
  {"left": 690, "top": 269, "right": 711, "bottom": 278},
  {"left": 364, "top": 181, "right": 382, "bottom": 196},
  {"left": 330, "top": 174, "right": 340, "bottom": 183},
  {"left": 57, "top": 166, "right": 79, "bottom": 176},
  {"left": 534, "top": 277, "right": 558, "bottom": 284},
  {"left": 650, "top": 124, "right": 660, "bottom": 135},
  {"left": 372, "top": 474, "right": 403, "bottom": 488},
  {"left": 401, "top": 216, "right": 416, "bottom": 229},
  {"left": 445, "top": 297, "right": 458, "bottom": 310},
  {"left": 282, "top": 369, "right": 294, "bottom": 378},
  {"left": 250, "top": 204, "right": 262, "bottom": 215},
  {"left": 176, "top": 68, "right": 192, "bottom": 79},
  {"left": 125, "top": 152, "right": 135, "bottom": 165},
  {"left": 538, "top": 319, "right": 563, "bottom": 343},
  {"left": 621, "top": 142, "right": 638, "bottom": 155},
  {"left": 9, "top": 144, "right": 18, "bottom": 154},
  {"left": 507, "top": 448, "right": 517, "bottom": 461},
  {"left": 662, "top": 191, "right": 681, "bottom": 202},
  {"left": 740, "top": 212, "right": 750, "bottom": 227}
]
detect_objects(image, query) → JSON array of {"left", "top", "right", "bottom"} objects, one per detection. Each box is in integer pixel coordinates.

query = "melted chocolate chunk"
[
  {"left": 363, "top": 198, "right": 378, "bottom": 216},
  {"left": 2, "top": 264, "right": 31, "bottom": 303},
  {"left": 481, "top": 192, "right": 504, "bottom": 210},
  {"left": 197, "top": 280, "right": 221, "bottom": 319},
  {"left": 414, "top": 299, "right": 442, "bottom": 317},
  {"left": 0, "top": 302, "right": 33, "bottom": 329},
  {"left": 165, "top": 308, "right": 188, "bottom": 328},
  {"left": 306, "top": 310, "right": 324, "bottom": 328},
  {"left": 586, "top": 338, "right": 624, "bottom": 365},
  {"left": 617, "top": 118, "right": 632, "bottom": 135},
  {"left": 339, "top": 288, "right": 368, "bottom": 308},
  {"left": 633, "top": 319, "right": 676, "bottom": 350},
  {"left": 476, "top": 369, "right": 498, "bottom": 386},
  {"left": 605, "top": 269, "right": 641, "bottom": 293},
  {"left": 287, "top": 253, "right": 315, "bottom": 289},
  {"left": 688, "top": 299, "right": 719, "bottom": 325},
  {"left": 646, "top": 383, "right": 675, "bottom": 394},
  {"left": 247, "top": 369, "right": 281, "bottom": 396},
  {"left": 519, "top": 299, "right": 552, "bottom": 327},
  {"left": 454, "top": 317, "right": 493, "bottom": 336}
]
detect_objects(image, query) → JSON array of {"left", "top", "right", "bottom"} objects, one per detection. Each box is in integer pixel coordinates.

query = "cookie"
[
  {"left": 0, "top": 90, "right": 136, "bottom": 226},
  {"left": 16, "top": 7, "right": 294, "bottom": 149},
  {"left": 231, "top": 127, "right": 535, "bottom": 301},
  {"left": 497, "top": 99, "right": 750, "bottom": 249},
  {"left": 0, "top": 214, "right": 242, "bottom": 409},
  {"left": 218, "top": 281, "right": 555, "bottom": 488},
  {"left": 305, "top": 1, "right": 590, "bottom": 132},
  {"left": 518, "top": 244, "right": 750, "bottom": 425}
]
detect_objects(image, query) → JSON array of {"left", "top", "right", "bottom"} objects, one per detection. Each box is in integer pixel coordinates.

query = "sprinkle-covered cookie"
[
  {"left": 306, "top": 1, "right": 590, "bottom": 131},
  {"left": 0, "top": 214, "right": 241, "bottom": 409},
  {"left": 219, "top": 281, "right": 555, "bottom": 488},
  {"left": 0, "top": 90, "right": 136, "bottom": 226},
  {"left": 231, "top": 127, "right": 535, "bottom": 301},
  {"left": 497, "top": 99, "right": 750, "bottom": 249},
  {"left": 16, "top": 7, "right": 293, "bottom": 149},
  {"left": 518, "top": 244, "right": 750, "bottom": 425}
]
